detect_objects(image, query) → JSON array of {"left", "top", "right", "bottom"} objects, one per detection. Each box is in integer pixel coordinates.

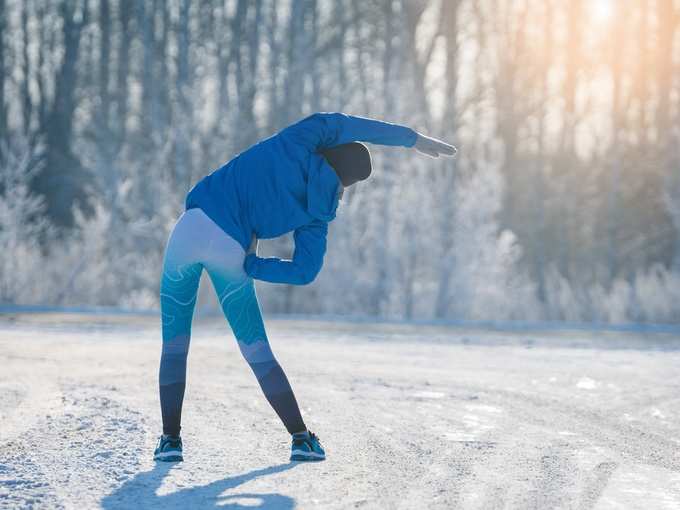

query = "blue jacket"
[{"left": 185, "top": 112, "right": 418, "bottom": 285}]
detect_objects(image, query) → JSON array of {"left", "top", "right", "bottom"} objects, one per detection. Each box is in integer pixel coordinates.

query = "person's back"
[
  {"left": 187, "top": 135, "right": 323, "bottom": 250},
  {"left": 186, "top": 112, "right": 422, "bottom": 255}
]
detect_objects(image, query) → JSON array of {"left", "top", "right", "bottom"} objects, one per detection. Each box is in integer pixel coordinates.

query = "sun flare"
[{"left": 591, "top": 0, "right": 614, "bottom": 23}]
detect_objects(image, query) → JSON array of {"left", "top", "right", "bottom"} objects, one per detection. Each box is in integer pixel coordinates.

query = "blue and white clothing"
[
  {"left": 159, "top": 209, "right": 307, "bottom": 436},
  {"left": 160, "top": 113, "right": 417, "bottom": 439},
  {"left": 185, "top": 112, "right": 417, "bottom": 285}
]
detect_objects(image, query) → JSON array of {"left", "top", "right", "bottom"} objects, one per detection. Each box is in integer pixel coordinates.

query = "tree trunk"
[
  {"left": 36, "top": 0, "right": 91, "bottom": 228},
  {"left": 370, "top": 0, "right": 398, "bottom": 316},
  {"left": 434, "top": 0, "right": 461, "bottom": 318},
  {"left": 532, "top": 0, "right": 553, "bottom": 304},
  {"left": 555, "top": 0, "right": 582, "bottom": 278},
  {"left": 266, "top": 0, "right": 281, "bottom": 128},
  {"left": 35, "top": 2, "right": 48, "bottom": 134},
  {"left": 333, "top": 0, "right": 348, "bottom": 110},
  {"left": 114, "top": 0, "right": 131, "bottom": 152},
  {"left": 657, "top": 0, "right": 674, "bottom": 147},
  {"left": 156, "top": 0, "right": 170, "bottom": 130},
  {"left": 0, "top": 0, "right": 7, "bottom": 150},
  {"left": 284, "top": 0, "right": 307, "bottom": 124},
  {"left": 281, "top": 0, "right": 314, "bottom": 314},
  {"left": 98, "top": 0, "right": 111, "bottom": 133},
  {"left": 20, "top": 0, "right": 32, "bottom": 136},
  {"left": 137, "top": 1, "right": 156, "bottom": 138},
  {"left": 606, "top": 2, "right": 626, "bottom": 281},
  {"left": 657, "top": 0, "right": 680, "bottom": 270},
  {"left": 175, "top": 0, "right": 192, "bottom": 189}
]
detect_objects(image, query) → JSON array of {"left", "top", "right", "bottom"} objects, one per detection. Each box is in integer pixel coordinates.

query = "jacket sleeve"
[
  {"left": 280, "top": 112, "right": 418, "bottom": 152},
  {"left": 243, "top": 220, "right": 328, "bottom": 285}
]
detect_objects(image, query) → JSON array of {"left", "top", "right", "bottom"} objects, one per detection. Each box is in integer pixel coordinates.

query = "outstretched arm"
[
  {"left": 280, "top": 112, "right": 417, "bottom": 150},
  {"left": 244, "top": 220, "right": 328, "bottom": 285},
  {"left": 281, "top": 111, "right": 456, "bottom": 157}
]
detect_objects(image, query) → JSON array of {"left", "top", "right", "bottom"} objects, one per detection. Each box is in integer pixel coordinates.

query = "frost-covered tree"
[
  {"left": 0, "top": 140, "right": 52, "bottom": 304},
  {"left": 443, "top": 163, "right": 539, "bottom": 321},
  {"left": 0, "top": 0, "right": 678, "bottom": 323},
  {"left": 664, "top": 129, "right": 680, "bottom": 273}
]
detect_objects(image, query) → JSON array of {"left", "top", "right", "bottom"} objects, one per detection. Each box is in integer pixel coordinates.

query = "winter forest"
[{"left": 0, "top": 0, "right": 679, "bottom": 323}]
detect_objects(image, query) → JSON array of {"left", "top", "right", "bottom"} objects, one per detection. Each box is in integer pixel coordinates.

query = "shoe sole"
[
  {"left": 154, "top": 451, "right": 183, "bottom": 462},
  {"left": 290, "top": 451, "right": 325, "bottom": 462}
]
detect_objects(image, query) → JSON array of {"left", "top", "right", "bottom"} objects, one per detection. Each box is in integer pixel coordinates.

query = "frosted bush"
[
  {"left": 543, "top": 266, "right": 586, "bottom": 322},
  {"left": 543, "top": 264, "right": 680, "bottom": 324},
  {"left": 632, "top": 265, "right": 680, "bottom": 323},
  {"left": 594, "top": 279, "right": 634, "bottom": 324},
  {"left": 1, "top": 137, "right": 677, "bottom": 324},
  {"left": 46, "top": 179, "right": 171, "bottom": 308},
  {"left": 448, "top": 165, "right": 540, "bottom": 321},
  {"left": 0, "top": 141, "right": 54, "bottom": 304}
]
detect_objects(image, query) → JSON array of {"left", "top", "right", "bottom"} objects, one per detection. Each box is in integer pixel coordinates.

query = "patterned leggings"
[{"left": 159, "top": 208, "right": 306, "bottom": 436}]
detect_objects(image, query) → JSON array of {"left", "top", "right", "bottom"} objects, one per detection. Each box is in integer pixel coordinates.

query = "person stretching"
[{"left": 154, "top": 112, "right": 456, "bottom": 462}]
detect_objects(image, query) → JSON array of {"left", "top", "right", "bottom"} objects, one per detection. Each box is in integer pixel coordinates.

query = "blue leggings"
[{"left": 159, "top": 208, "right": 306, "bottom": 436}]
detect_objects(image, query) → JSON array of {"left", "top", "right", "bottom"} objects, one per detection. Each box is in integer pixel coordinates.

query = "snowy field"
[{"left": 1, "top": 313, "right": 679, "bottom": 509}]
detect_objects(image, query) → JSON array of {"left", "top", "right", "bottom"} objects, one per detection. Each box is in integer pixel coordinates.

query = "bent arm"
[
  {"left": 280, "top": 112, "right": 418, "bottom": 152},
  {"left": 243, "top": 221, "right": 328, "bottom": 285}
]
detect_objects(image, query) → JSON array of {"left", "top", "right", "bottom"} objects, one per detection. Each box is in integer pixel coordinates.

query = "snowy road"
[{"left": 1, "top": 313, "right": 679, "bottom": 509}]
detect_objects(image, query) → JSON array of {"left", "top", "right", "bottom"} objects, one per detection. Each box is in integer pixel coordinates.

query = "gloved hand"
[
  {"left": 247, "top": 233, "right": 258, "bottom": 255},
  {"left": 414, "top": 133, "right": 457, "bottom": 158}
]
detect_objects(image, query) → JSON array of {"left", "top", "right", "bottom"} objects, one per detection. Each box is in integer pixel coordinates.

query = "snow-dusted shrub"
[
  {"left": 543, "top": 266, "right": 587, "bottom": 321},
  {"left": 0, "top": 141, "right": 55, "bottom": 304},
  {"left": 629, "top": 266, "right": 680, "bottom": 323},
  {"left": 446, "top": 164, "right": 540, "bottom": 321},
  {"left": 301, "top": 152, "right": 540, "bottom": 322},
  {"left": 663, "top": 155, "right": 680, "bottom": 272},
  {"left": 46, "top": 179, "right": 174, "bottom": 309},
  {"left": 588, "top": 279, "right": 636, "bottom": 324},
  {"left": 543, "top": 264, "right": 680, "bottom": 324}
]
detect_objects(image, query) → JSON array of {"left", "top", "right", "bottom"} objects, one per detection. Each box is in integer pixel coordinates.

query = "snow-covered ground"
[{"left": 1, "top": 312, "right": 679, "bottom": 509}]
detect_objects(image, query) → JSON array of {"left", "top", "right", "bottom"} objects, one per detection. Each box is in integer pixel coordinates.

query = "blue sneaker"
[
  {"left": 154, "top": 434, "right": 183, "bottom": 462},
  {"left": 290, "top": 430, "right": 325, "bottom": 461}
]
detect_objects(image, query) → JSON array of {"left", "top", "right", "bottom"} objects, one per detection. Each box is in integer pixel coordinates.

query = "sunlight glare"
[{"left": 591, "top": 0, "right": 614, "bottom": 23}]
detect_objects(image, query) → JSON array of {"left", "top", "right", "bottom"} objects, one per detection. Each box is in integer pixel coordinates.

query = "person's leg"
[
  {"left": 210, "top": 273, "right": 306, "bottom": 434},
  {"left": 158, "top": 212, "right": 204, "bottom": 437},
  {"left": 200, "top": 230, "right": 306, "bottom": 435}
]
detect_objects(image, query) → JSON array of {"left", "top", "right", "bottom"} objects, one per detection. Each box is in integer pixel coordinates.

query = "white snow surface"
[{"left": 1, "top": 312, "right": 680, "bottom": 509}]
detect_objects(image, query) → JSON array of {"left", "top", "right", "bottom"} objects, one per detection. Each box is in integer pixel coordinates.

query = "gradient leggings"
[{"left": 159, "top": 208, "right": 306, "bottom": 436}]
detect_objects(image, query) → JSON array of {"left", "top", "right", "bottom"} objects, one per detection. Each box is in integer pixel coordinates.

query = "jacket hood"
[{"left": 307, "top": 159, "right": 340, "bottom": 222}]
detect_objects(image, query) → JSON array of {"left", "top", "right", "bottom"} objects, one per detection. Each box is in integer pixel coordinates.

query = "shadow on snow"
[{"left": 101, "top": 461, "right": 298, "bottom": 509}]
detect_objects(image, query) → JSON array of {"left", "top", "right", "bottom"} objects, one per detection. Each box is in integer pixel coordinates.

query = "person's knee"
[
  {"left": 161, "top": 334, "right": 190, "bottom": 354},
  {"left": 238, "top": 338, "right": 275, "bottom": 365},
  {"left": 159, "top": 352, "right": 189, "bottom": 386}
]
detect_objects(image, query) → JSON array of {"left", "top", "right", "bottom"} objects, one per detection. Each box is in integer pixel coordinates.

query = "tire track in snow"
[
  {"left": 578, "top": 461, "right": 618, "bottom": 510},
  {"left": 339, "top": 377, "right": 503, "bottom": 509},
  {"left": 445, "top": 382, "right": 680, "bottom": 507},
  {"left": 493, "top": 387, "right": 680, "bottom": 471}
]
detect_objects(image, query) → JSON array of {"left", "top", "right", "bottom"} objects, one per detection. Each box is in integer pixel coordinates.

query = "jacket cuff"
[{"left": 406, "top": 129, "right": 419, "bottom": 147}]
